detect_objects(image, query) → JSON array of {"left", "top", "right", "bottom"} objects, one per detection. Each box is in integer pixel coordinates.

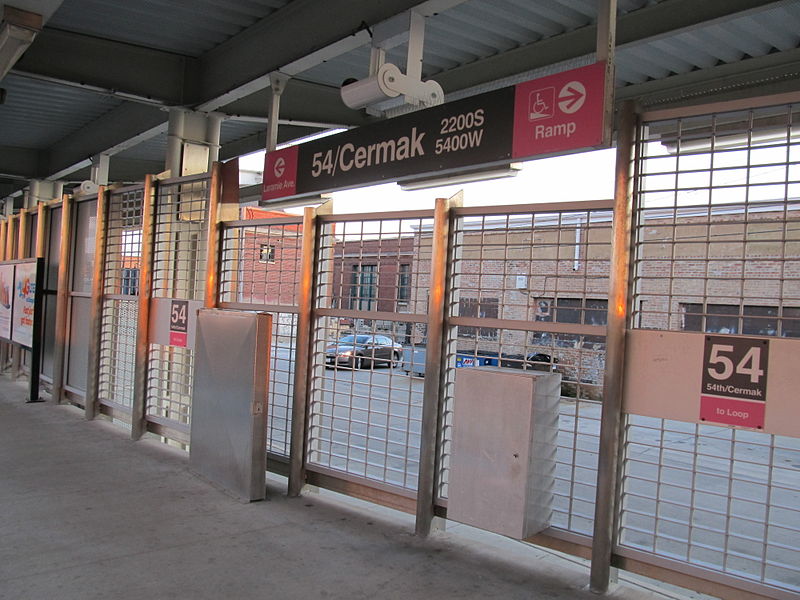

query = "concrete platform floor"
[{"left": 0, "top": 377, "right": 709, "bottom": 600}]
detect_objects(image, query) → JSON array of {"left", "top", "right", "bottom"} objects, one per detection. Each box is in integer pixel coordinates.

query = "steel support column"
[
  {"left": 34, "top": 202, "right": 47, "bottom": 259},
  {"left": 0, "top": 219, "right": 7, "bottom": 373},
  {"left": 85, "top": 187, "right": 108, "bottom": 420},
  {"left": 590, "top": 100, "right": 638, "bottom": 593},
  {"left": 204, "top": 163, "right": 222, "bottom": 309},
  {"left": 266, "top": 72, "right": 290, "bottom": 154},
  {"left": 5, "top": 215, "right": 15, "bottom": 259},
  {"left": 288, "top": 205, "right": 320, "bottom": 497},
  {"left": 415, "top": 194, "right": 459, "bottom": 537},
  {"left": 16, "top": 209, "right": 28, "bottom": 260},
  {"left": 51, "top": 195, "right": 73, "bottom": 403},
  {"left": 132, "top": 175, "right": 155, "bottom": 439}
]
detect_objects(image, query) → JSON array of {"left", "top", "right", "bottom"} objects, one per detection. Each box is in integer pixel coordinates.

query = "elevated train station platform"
[{"left": 0, "top": 377, "right": 701, "bottom": 600}]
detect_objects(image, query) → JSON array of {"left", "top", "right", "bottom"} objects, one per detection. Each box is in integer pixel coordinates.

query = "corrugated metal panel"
[
  {"left": 616, "top": 1, "right": 800, "bottom": 87},
  {"left": 295, "top": 0, "right": 662, "bottom": 88},
  {"left": 298, "top": 0, "right": 800, "bottom": 100},
  {"left": 0, "top": 74, "right": 122, "bottom": 148},
  {"left": 220, "top": 120, "right": 265, "bottom": 145},
  {"left": 114, "top": 133, "right": 168, "bottom": 162},
  {"left": 46, "top": 0, "right": 292, "bottom": 57}
]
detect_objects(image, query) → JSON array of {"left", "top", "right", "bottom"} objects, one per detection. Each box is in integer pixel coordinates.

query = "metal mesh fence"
[
  {"left": 219, "top": 217, "right": 303, "bottom": 308},
  {"left": 439, "top": 204, "right": 612, "bottom": 537},
  {"left": 624, "top": 103, "right": 800, "bottom": 594},
  {"left": 145, "top": 176, "right": 209, "bottom": 433},
  {"left": 307, "top": 214, "right": 432, "bottom": 491},
  {"left": 620, "top": 416, "right": 800, "bottom": 590},
  {"left": 218, "top": 215, "right": 304, "bottom": 457},
  {"left": 97, "top": 186, "right": 143, "bottom": 411}
]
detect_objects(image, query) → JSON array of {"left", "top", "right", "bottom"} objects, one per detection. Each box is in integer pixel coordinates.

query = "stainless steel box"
[
  {"left": 448, "top": 367, "right": 560, "bottom": 538},
  {"left": 189, "top": 309, "right": 272, "bottom": 502}
]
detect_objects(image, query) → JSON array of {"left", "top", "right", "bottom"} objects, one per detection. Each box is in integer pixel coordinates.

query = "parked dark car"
[
  {"left": 325, "top": 334, "right": 403, "bottom": 369},
  {"left": 523, "top": 352, "right": 559, "bottom": 372}
]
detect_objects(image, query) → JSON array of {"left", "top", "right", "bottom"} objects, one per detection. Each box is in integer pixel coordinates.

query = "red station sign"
[{"left": 511, "top": 62, "right": 607, "bottom": 159}]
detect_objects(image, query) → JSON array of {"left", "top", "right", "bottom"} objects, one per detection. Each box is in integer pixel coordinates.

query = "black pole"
[{"left": 26, "top": 257, "right": 44, "bottom": 403}]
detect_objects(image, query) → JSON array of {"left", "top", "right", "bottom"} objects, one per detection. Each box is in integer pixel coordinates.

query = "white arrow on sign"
[
  {"left": 558, "top": 81, "right": 586, "bottom": 114},
  {"left": 273, "top": 157, "right": 286, "bottom": 178}
]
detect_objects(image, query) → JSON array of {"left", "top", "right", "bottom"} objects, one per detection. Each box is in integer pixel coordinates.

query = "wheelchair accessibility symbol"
[{"left": 527, "top": 87, "right": 555, "bottom": 121}]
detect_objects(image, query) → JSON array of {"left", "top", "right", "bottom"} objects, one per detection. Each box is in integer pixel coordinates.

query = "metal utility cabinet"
[
  {"left": 447, "top": 367, "right": 560, "bottom": 538},
  {"left": 189, "top": 309, "right": 272, "bottom": 502}
]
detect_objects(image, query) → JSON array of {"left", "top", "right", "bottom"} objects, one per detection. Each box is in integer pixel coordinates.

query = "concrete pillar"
[
  {"left": 90, "top": 154, "right": 110, "bottom": 186},
  {"left": 28, "top": 180, "right": 60, "bottom": 207},
  {"left": 165, "top": 109, "right": 223, "bottom": 177}
]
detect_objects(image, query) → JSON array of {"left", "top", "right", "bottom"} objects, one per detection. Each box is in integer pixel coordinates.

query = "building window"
[
  {"left": 121, "top": 268, "right": 139, "bottom": 296},
  {"left": 350, "top": 264, "right": 377, "bottom": 310},
  {"left": 259, "top": 243, "right": 276, "bottom": 263},
  {"left": 682, "top": 303, "right": 800, "bottom": 337},
  {"left": 458, "top": 297, "right": 499, "bottom": 339},
  {"left": 533, "top": 297, "right": 607, "bottom": 347},
  {"left": 397, "top": 264, "right": 411, "bottom": 302}
]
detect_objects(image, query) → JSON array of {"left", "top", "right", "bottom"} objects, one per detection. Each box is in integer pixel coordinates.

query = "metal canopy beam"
[{"left": 221, "top": 79, "right": 372, "bottom": 126}]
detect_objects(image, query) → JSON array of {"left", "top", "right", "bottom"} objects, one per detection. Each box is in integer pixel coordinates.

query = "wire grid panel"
[
  {"left": 146, "top": 344, "right": 194, "bottom": 427},
  {"left": 97, "top": 187, "right": 143, "bottom": 411},
  {"left": 307, "top": 215, "right": 432, "bottom": 491},
  {"left": 438, "top": 206, "right": 613, "bottom": 538},
  {"left": 624, "top": 104, "right": 800, "bottom": 594},
  {"left": 219, "top": 218, "right": 303, "bottom": 307},
  {"left": 218, "top": 218, "right": 304, "bottom": 457},
  {"left": 266, "top": 311, "right": 297, "bottom": 457},
  {"left": 621, "top": 416, "right": 800, "bottom": 592},
  {"left": 145, "top": 176, "right": 209, "bottom": 432}
]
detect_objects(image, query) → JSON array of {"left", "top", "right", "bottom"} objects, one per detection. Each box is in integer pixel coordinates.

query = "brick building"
[{"left": 407, "top": 204, "right": 799, "bottom": 395}]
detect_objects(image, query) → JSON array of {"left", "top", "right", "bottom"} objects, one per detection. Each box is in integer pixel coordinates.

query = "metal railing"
[{"left": 622, "top": 101, "right": 800, "bottom": 597}]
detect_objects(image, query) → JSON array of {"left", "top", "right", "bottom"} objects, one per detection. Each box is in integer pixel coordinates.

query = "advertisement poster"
[
  {"left": 11, "top": 261, "right": 37, "bottom": 348},
  {"left": 0, "top": 264, "right": 13, "bottom": 341}
]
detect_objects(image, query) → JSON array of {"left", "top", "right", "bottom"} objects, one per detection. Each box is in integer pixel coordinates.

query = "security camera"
[{"left": 340, "top": 63, "right": 443, "bottom": 111}]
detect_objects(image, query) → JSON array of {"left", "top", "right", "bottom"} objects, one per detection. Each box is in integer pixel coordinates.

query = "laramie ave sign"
[{"left": 263, "top": 62, "right": 609, "bottom": 201}]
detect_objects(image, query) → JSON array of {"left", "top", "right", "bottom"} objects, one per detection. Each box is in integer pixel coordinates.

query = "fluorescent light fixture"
[
  {"left": 398, "top": 163, "right": 523, "bottom": 191},
  {"left": 0, "top": 7, "right": 42, "bottom": 81}
]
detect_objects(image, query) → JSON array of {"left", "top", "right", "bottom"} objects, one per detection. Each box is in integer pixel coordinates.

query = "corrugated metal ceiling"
[
  {"left": 2, "top": 0, "right": 799, "bottom": 196},
  {"left": 295, "top": 0, "right": 800, "bottom": 92},
  {"left": 615, "top": 1, "right": 800, "bottom": 85},
  {"left": 45, "top": 0, "right": 293, "bottom": 57},
  {"left": 1, "top": 73, "right": 122, "bottom": 148}
]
